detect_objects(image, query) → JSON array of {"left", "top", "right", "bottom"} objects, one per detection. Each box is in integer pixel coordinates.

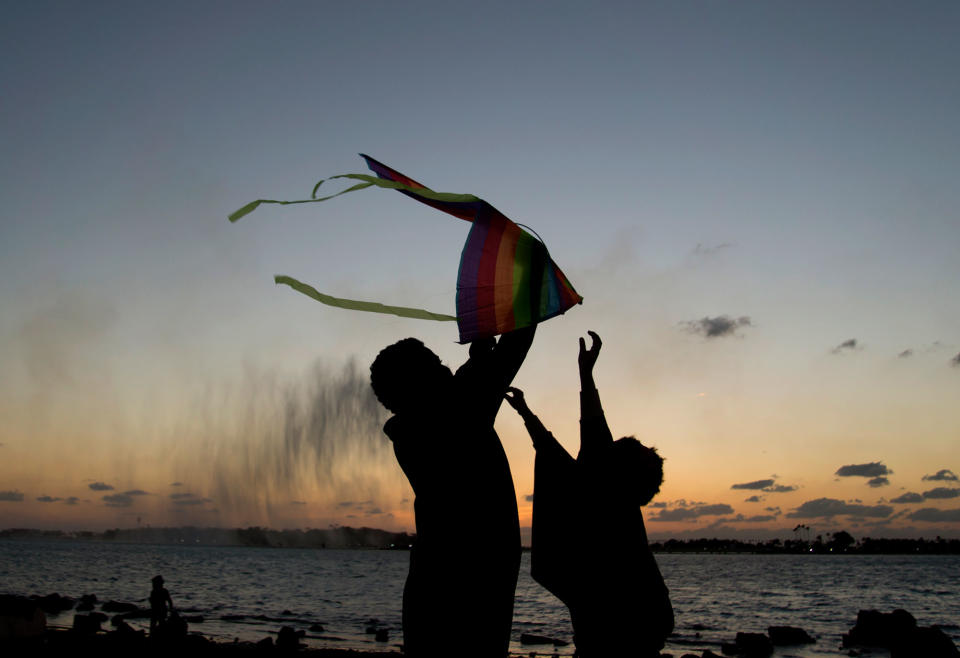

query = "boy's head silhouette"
[
  {"left": 610, "top": 437, "right": 664, "bottom": 507},
  {"left": 370, "top": 338, "right": 453, "bottom": 414}
]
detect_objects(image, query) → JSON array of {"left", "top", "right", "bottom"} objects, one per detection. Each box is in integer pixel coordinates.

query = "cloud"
[
  {"left": 64, "top": 497, "right": 80, "bottom": 505},
  {"left": 168, "top": 492, "right": 212, "bottom": 506},
  {"left": 650, "top": 503, "right": 734, "bottom": 522},
  {"left": 898, "top": 349, "right": 913, "bottom": 358},
  {"left": 88, "top": 482, "right": 114, "bottom": 491},
  {"left": 123, "top": 489, "right": 149, "bottom": 496},
  {"left": 170, "top": 482, "right": 183, "bottom": 487},
  {"left": 693, "top": 242, "right": 734, "bottom": 256},
  {"left": 923, "top": 469, "right": 958, "bottom": 482},
  {"left": 831, "top": 338, "right": 859, "bottom": 354},
  {"left": 835, "top": 462, "right": 892, "bottom": 478},
  {"left": 0, "top": 491, "right": 25, "bottom": 502},
  {"left": 952, "top": 353, "right": 960, "bottom": 367},
  {"left": 867, "top": 477, "right": 890, "bottom": 488},
  {"left": 921, "top": 487, "right": 960, "bottom": 500},
  {"left": 649, "top": 501, "right": 667, "bottom": 508},
  {"left": 732, "top": 479, "right": 774, "bottom": 490},
  {"left": 683, "top": 316, "right": 752, "bottom": 339},
  {"left": 908, "top": 508, "right": 960, "bottom": 522},
  {"left": 524, "top": 494, "right": 534, "bottom": 502},
  {"left": 890, "top": 492, "right": 924, "bottom": 504},
  {"left": 36, "top": 496, "right": 62, "bottom": 503},
  {"left": 739, "top": 515, "right": 777, "bottom": 523},
  {"left": 787, "top": 498, "right": 893, "bottom": 519},
  {"left": 103, "top": 493, "right": 134, "bottom": 507},
  {"left": 744, "top": 495, "right": 762, "bottom": 503},
  {"left": 367, "top": 507, "right": 383, "bottom": 515},
  {"left": 765, "top": 506, "right": 782, "bottom": 514},
  {"left": 765, "top": 484, "right": 798, "bottom": 493},
  {"left": 731, "top": 478, "right": 796, "bottom": 493},
  {"left": 172, "top": 497, "right": 213, "bottom": 506},
  {"left": 336, "top": 500, "right": 357, "bottom": 508},
  {"left": 291, "top": 500, "right": 306, "bottom": 505}
]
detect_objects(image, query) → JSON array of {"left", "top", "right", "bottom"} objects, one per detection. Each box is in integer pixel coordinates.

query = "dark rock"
[
  {"left": 844, "top": 609, "right": 958, "bottom": 657},
  {"left": 769, "top": 625, "right": 815, "bottom": 645},
  {"left": 183, "top": 634, "right": 212, "bottom": 651},
  {"left": 375, "top": 628, "right": 389, "bottom": 642},
  {"left": 682, "top": 654, "right": 700, "bottom": 658},
  {"left": 308, "top": 623, "right": 325, "bottom": 632},
  {"left": 257, "top": 636, "right": 274, "bottom": 648},
  {"left": 182, "top": 615, "right": 204, "bottom": 623},
  {"left": 720, "top": 643, "right": 739, "bottom": 655},
  {"left": 843, "top": 608, "right": 917, "bottom": 647},
  {"left": 37, "top": 593, "right": 75, "bottom": 614},
  {"left": 702, "top": 652, "right": 725, "bottom": 658},
  {"left": 0, "top": 595, "right": 46, "bottom": 639},
  {"left": 281, "top": 609, "right": 294, "bottom": 615},
  {"left": 72, "top": 613, "right": 101, "bottom": 634},
  {"left": 76, "top": 594, "right": 97, "bottom": 612},
  {"left": 276, "top": 625, "right": 301, "bottom": 651},
  {"left": 734, "top": 632, "right": 774, "bottom": 657},
  {"left": 891, "top": 625, "right": 960, "bottom": 658},
  {"left": 101, "top": 600, "right": 139, "bottom": 613},
  {"left": 88, "top": 611, "right": 108, "bottom": 624},
  {"left": 520, "top": 633, "right": 568, "bottom": 646},
  {"left": 112, "top": 619, "right": 138, "bottom": 635},
  {"left": 167, "top": 611, "right": 189, "bottom": 638},
  {"left": 365, "top": 624, "right": 377, "bottom": 634}
]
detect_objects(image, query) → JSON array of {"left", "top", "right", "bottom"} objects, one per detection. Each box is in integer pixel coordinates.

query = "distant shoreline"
[{"left": 3, "top": 526, "right": 960, "bottom": 554}]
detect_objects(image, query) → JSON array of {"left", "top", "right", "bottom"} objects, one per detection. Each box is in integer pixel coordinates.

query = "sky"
[{"left": 1, "top": 1, "right": 958, "bottom": 539}]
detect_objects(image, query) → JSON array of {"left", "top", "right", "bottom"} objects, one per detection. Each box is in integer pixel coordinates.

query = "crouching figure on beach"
[
  {"left": 370, "top": 326, "right": 535, "bottom": 657},
  {"left": 505, "top": 331, "right": 673, "bottom": 658}
]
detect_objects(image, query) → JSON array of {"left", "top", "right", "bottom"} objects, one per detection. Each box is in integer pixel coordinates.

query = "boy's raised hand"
[
  {"left": 504, "top": 387, "right": 529, "bottom": 415},
  {"left": 578, "top": 330, "right": 602, "bottom": 374}
]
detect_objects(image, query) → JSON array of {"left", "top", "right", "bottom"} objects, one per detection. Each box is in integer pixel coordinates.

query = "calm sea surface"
[{"left": 1, "top": 541, "right": 958, "bottom": 656}]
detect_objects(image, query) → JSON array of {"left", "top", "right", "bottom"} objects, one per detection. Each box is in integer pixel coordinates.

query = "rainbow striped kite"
[{"left": 229, "top": 155, "right": 582, "bottom": 343}]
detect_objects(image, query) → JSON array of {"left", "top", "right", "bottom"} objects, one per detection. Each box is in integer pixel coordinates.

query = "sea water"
[{"left": 1, "top": 540, "right": 958, "bottom": 656}]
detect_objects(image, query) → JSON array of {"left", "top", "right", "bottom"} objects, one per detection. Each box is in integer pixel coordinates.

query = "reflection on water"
[{"left": 1, "top": 541, "right": 957, "bottom": 656}]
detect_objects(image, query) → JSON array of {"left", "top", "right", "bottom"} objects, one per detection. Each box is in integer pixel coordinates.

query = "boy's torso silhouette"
[{"left": 379, "top": 327, "right": 534, "bottom": 657}]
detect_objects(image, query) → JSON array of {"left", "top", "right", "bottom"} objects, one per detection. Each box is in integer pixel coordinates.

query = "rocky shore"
[{"left": 2, "top": 592, "right": 958, "bottom": 657}]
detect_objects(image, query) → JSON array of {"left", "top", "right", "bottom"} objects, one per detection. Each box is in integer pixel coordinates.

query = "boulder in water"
[
  {"left": 844, "top": 609, "right": 959, "bottom": 657},
  {"left": 724, "top": 632, "right": 773, "bottom": 657},
  {"left": 36, "top": 593, "right": 75, "bottom": 614},
  {"left": 768, "top": 625, "right": 815, "bottom": 645},
  {"left": 101, "top": 600, "right": 139, "bottom": 613}
]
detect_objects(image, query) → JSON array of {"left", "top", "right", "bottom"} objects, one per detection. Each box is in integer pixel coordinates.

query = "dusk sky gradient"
[{"left": 1, "top": 1, "right": 958, "bottom": 538}]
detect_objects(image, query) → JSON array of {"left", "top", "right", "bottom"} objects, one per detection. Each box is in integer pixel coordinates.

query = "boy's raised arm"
[{"left": 578, "top": 331, "right": 613, "bottom": 460}]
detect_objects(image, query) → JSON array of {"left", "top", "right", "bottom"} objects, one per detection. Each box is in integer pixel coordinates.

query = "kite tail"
[
  {"left": 228, "top": 174, "right": 479, "bottom": 222},
  {"left": 274, "top": 276, "right": 457, "bottom": 322}
]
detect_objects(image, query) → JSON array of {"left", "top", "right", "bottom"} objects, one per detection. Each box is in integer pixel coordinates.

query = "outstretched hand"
[
  {"left": 504, "top": 387, "right": 529, "bottom": 415},
  {"left": 578, "top": 330, "right": 602, "bottom": 374}
]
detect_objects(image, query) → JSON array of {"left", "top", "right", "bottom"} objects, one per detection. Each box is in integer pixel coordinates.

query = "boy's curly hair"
[
  {"left": 370, "top": 338, "right": 446, "bottom": 414},
  {"left": 612, "top": 437, "right": 664, "bottom": 507}
]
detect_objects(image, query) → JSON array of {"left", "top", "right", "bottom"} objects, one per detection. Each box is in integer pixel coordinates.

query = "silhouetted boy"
[
  {"left": 149, "top": 575, "right": 174, "bottom": 637},
  {"left": 505, "top": 331, "right": 673, "bottom": 657},
  {"left": 370, "top": 326, "right": 535, "bottom": 657}
]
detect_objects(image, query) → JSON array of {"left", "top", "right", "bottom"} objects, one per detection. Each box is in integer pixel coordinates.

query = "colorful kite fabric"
[{"left": 230, "top": 155, "right": 582, "bottom": 343}]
